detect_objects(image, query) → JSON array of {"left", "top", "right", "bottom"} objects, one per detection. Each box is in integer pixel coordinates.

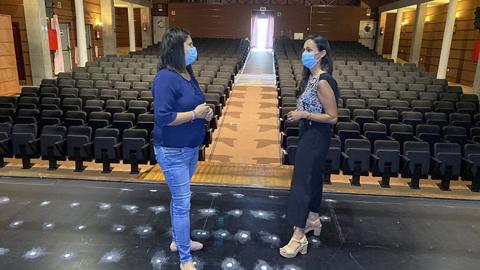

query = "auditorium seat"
[
  {"left": 372, "top": 140, "right": 400, "bottom": 187},
  {"left": 462, "top": 144, "right": 480, "bottom": 192},
  {"left": 342, "top": 139, "right": 371, "bottom": 186},
  {"left": 40, "top": 125, "right": 67, "bottom": 170},
  {"left": 324, "top": 137, "right": 341, "bottom": 184},
  {"left": 122, "top": 129, "right": 150, "bottom": 174},
  {"left": 0, "top": 123, "right": 12, "bottom": 167},
  {"left": 431, "top": 143, "right": 462, "bottom": 191},
  {"left": 12, "top": 123, "right": 39, "bottom": 169},
  {"left": 94, "top": 128, "right": 122, "bottom": 173}
]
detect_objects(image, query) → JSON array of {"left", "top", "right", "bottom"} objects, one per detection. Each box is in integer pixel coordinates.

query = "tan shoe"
[
  {"left": 279, "top": 235, "right": 308, "bottom": 258},
  {"left": 305, "top": 217, "right": 322, "bottom": 236},
  {"left": 180, "top": 261, "right": 197, "bottom": 270},
  {"left": 170, "top": 240, "right": 204, "bottom": 252}
]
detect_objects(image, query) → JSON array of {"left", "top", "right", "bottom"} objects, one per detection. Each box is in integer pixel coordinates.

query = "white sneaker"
[{"left": 170, "top": 240, "right": 204, "bottom": 252}]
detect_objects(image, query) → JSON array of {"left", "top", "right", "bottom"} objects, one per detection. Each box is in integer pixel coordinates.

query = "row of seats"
[
  {"left": 275, "top": 39, "right": 479, "bottom": 191},
  {"left": 0, "top": 123, "right": 155, "bottom": 174},
  {"left": 285, "top": 137, "right": 480, "bottom": 191},
  {"left": 0, "top": 38, "right": 250, "bottom": 172}
]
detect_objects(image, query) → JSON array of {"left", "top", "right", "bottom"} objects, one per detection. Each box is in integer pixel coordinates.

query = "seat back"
[
  {"left": 374, "top": 140, "right": 400, "bottom": 173},
  {"left": 404, "top": 141, "right": 430, "bottom": 175},
  {"left": 94, "top": 128, "right": 120, "bottom": 161},
  {"left": 40, "top": 125, "right": 67, "bottom": 158},
  {"left": 326, "top": 137, "right": 341, "bottom": 171},
  {"left": 67, "top": 126, "right": 92, "bottom": 159},
  {"left": 11, "top": 124, "right": 38, "bottom": 156},
  {"left": 344, "top": 139, "right": 371, "bottom": 173},
  {"left": 123, "top": 129, "right": 149, "bottom": 163}
]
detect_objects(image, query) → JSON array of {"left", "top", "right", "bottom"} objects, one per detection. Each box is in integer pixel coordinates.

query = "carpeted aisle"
[
  {"left": 206, "top": 85, "right": 280, "bottom": 164},
  {"left": 206, "top": 50, "right": 280, "bottom": 165}
]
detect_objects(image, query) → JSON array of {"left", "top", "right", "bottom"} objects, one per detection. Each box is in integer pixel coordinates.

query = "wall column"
[
  {"left": 101, "top": 0, "right": 117, "bottom": 56},
  {"left": 74, "top": 0, "right": 88, "bottom": 66},
  {"left": 409, "top": 2, "right": 427, "bottom": 65},
  {"left": 437, "top": 0, "right": 458, "bottom": 79},
  {"left": 128, "top": 3, "right": 136, "bottom": 52},
  {"left": 141, "top": 7, "right": 152, "bottom": 48},
  {"left": 473, "top": 49, "right": 480, "bottom": 95},
  {"left": 391, "top": 9, "right": 403, "bottom": 63},
  {"left": 376, "top": 12, "right": 387, "bottom": 55},
  {"left": 23, "top": 0, "right": 53, "bottom": 85}
]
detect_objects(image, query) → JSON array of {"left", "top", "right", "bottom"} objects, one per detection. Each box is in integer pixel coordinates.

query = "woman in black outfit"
[{"left": 280, "top": 35, "right": 339, "bottom": 258}]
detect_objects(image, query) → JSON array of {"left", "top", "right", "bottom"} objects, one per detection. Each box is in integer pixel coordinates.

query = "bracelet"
[{"left": 191, "top": 111, "right": 196, "bottom": 121}]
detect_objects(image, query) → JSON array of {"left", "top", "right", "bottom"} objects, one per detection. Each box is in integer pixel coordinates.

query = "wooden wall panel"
[
  {"left": 0, "top": 0, "right": 32, "bottom": 85},
  {"left": 382, "top": 12, "right": 395, "bottom": 54},
  {"left": 398, "top": 0, "right": 480, "bottom": 86},
  {"left": 169, "top": 3, "right": 365, "bottom": 41},
  {"left": 54, "top": 0, "right": 104, "bottom": 64},
  {"left": 169, "top": 3, "right": 342, "bottom": 40},
  {"left": 135, "top": 8, "right": 142, "bottom": 48},
  {"left": 116, "top": 8, "right": 129, "bottom": 47},
  {"left": 0, "top": 15, "right": 20, "bottom": 95},
  {"left": 116, "top": 7, "right": 143, "bottom": 48},
  {"left": 310, "top": 5, "right": 361, "bottom": 41}
]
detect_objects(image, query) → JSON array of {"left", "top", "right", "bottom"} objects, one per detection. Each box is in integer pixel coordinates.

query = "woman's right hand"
[{"left": 194, "top": 103, "right": 211, "bottom": 120}]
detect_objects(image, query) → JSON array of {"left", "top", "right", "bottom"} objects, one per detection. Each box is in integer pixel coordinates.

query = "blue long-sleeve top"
[{"left": 152, "top": 68, "right": 206, "bottom": 148}]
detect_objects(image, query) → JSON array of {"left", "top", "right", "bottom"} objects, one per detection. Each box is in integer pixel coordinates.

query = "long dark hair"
[
  {"left": 159, "top": 27, "right": 193, "bottom": 74},
  {"left": 299, "top": 35, "right": 334, "bottom": 94}
]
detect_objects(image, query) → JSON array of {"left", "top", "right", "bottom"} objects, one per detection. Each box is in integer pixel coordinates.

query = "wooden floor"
[{"left": 1, "top": 158, "right": 479, "bottom": 201}]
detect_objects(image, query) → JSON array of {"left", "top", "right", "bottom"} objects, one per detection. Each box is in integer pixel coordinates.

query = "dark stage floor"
[{"left": 0, "top": 177, "right": 479, "bottom": 270}]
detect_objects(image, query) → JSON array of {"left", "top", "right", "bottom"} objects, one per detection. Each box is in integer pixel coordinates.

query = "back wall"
[{"left": 168, "top": 3, "right": 366, "bottom": 41}]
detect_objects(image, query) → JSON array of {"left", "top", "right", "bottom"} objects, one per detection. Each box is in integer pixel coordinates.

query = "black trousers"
[{"left": 286, "top": 120, "right": 332, "bottom": 228}]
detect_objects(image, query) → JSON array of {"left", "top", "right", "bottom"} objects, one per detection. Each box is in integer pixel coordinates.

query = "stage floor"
[{"left": 0, "top": 177, "right": 478, "bottom": 270}]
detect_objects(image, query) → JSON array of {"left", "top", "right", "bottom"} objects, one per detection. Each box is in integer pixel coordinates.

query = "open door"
[
  {"left": 59, "top": 23, "right": 72, "bottom": 72},
  {"left": 85, "top": 24, "right": 94, "bottom": 61},
  {"left": 250, "top": 11, "right": 275, "bottom": 51},
  {"left": 11, "top": 22, "right": 26, "bottom": 82}
]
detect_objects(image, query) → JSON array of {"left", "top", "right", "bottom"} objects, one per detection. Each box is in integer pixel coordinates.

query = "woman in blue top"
[
  {"left": 279, "top": 35, "right": 339, "bottom": 258},
  {"left": 152, "top": 28, "right": 213, "bottom": 270}
]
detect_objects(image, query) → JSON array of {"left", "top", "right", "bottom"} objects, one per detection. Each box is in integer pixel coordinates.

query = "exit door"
[
  {"left": 59, "top": 23, "right": 72, "bottom": 72},
  {"left": 85, "top": 24, "right": 94, "bottom": 61}
]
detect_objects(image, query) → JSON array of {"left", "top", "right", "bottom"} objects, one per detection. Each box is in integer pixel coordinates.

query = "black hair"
[
  {"left": 159, "top": 27, "right": 192, "bottom": 73},
  {"left": 298, "top": 35, "right": 334, "bottom": 94}
]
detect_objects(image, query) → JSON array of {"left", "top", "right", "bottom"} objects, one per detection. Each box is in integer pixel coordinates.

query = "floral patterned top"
[
  {"left": 297, "top": 75, "right": 323, "bottom": 113},
  {"left": 297, "top": 73, "right": 338, "bottom": 113}
]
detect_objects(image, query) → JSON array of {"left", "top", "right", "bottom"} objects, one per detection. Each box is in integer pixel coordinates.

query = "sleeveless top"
[{"left": 297, "top": 72, "right": 339, "bottom": 113}]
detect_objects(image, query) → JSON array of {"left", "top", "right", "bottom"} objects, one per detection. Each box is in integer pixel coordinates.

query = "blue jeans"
[{"left": 154, "top": 145, "right": 199, "bottom": 263}]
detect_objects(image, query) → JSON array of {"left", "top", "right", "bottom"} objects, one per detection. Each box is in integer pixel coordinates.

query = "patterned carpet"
[
  {"left": 206, "top": 51, "right": 280, "bottom": 165},
  {"left": 206, "top": 85, "right": 280, "bottom": 164}
]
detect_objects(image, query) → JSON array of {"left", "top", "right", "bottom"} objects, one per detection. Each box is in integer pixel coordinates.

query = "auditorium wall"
[
  {"left": 382, "top": 12, "right": 396, "bottom": 54},
  {"left": 0, "top": 14, "right": 20, "bottom": 95},
  {"left": 397, "top": 0, "right": 480, "bottom": 86},
  {"left": 115, "top": 7, "right": 143, "bottom": 48},
  {"left": 167, "top": 3, "right": 367, "bottom": 41},
  {"left": 54, "top": 0, "right": 105, "bottom": 62},
  {"left": 0, "top": 0, "right": 32, "bottom": 85}
]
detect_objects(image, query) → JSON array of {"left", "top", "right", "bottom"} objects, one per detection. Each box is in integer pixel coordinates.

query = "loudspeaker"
[{"left": 474, "top": 7, "right": 480, "bottom": 30}]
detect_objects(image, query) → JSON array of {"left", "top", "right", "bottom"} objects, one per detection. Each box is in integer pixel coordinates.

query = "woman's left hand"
[{"left": 287, "top": 110, "right": 309, "bottom": 122}]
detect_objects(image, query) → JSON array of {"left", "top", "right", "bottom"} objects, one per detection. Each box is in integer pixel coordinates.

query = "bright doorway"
[{"left": 250, "top": 11, "right": 275, "bottom": 51}]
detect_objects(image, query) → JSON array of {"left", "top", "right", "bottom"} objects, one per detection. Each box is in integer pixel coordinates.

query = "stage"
[{"left": 0, "top": 177, "right": 478, "bottom": 270}]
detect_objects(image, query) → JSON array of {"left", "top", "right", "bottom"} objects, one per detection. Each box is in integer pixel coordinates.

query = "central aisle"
[{"left": 206, "top": 51, "right": 280, "bottom": 164}]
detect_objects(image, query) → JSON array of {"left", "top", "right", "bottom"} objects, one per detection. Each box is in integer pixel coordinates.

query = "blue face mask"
[
  {"left": 302, "top": 52, "right": 318, "bottom": 69},
  {"left": 185, "top": 47, "right": 197, "bottom": 66}
]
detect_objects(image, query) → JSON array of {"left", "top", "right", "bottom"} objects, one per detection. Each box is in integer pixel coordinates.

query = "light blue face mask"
[
  {"left": 302, "top": 51, "right": 318, "bottom": 69},
  {"left": 185, "top": 47, "right": 197, "bottom": 66}
]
